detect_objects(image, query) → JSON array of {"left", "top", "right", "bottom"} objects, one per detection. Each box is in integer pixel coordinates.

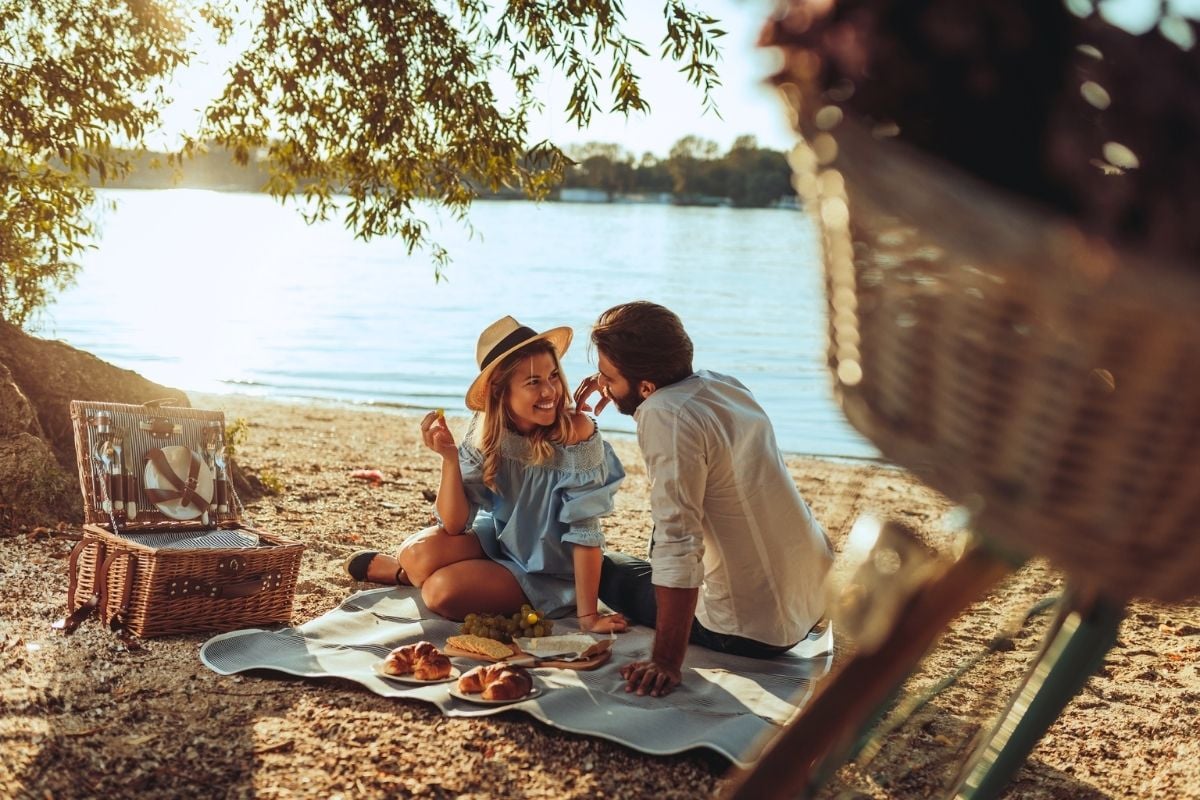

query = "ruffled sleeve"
[{"left": 557, "top": 435, "right": 626, "bottom": 547}]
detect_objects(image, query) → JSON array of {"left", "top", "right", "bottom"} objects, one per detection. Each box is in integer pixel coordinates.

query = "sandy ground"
[{"left": 2, "top": 393, "right": 1198, "bottom": 799}]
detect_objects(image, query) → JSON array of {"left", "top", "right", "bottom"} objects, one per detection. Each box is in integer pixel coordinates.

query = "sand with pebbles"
[{"left": 2, "top": 393, "right": 1197, "bottom": 799}]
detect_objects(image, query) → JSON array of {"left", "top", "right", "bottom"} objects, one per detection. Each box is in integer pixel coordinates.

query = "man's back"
[{"left": 635, "top": 370, "right": 833, "bottom": 646}]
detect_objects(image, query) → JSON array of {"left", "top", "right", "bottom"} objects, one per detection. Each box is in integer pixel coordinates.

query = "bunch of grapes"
[{"left": 460, "top": 604, "right": 554, "bottom": 643}]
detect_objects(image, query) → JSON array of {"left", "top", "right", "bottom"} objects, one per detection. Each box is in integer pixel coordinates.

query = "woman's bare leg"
[
  {"left": 361, "top": 526, "right": 485, "bottom": 585},
  {"left": 396, "top": 526, "right": 488, "bottom": 586},
  {"left": 419, "top": 559, "right": 528, "bottom": 620}
]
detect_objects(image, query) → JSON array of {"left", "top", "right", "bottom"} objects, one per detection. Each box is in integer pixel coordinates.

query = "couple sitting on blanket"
[{"left": 345, "top": 301, "right": 833, "bottom": 698}]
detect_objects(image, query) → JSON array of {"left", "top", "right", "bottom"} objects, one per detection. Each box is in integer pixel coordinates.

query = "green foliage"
[
  {"left": 2, "top": 1, "right": 723, "bottom": 326},
  {"left": 0, "top": 0, "right": 197, "bottom": 326},
  {"left": 667, "top": 134, "right": 721, "bottom": 196},
  {"left": 724, "top": 136, "right": 792, "bottom": 208},
  {"left": 564, "top": 142, "right": 637, "bottom": 198},
  {"left": 258, "top": 469, "right": 285, "bottom": 496},
  {"left": 200, "top": 0, "right": 725, "bottom": 277},
  {"left": 224, "top": 416, "right": 251, "bottom": 460}
]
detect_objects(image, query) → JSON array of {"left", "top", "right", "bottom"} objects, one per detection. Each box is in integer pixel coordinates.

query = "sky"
[
  {"left": 159, "top": 0, "right": 798, "bottom": 158},
  {"left": 160, "top": 0, "right": 1200, "bottom": 159},
  {"left": 521, "top": 0, "right": 798, "bottom": 157}
]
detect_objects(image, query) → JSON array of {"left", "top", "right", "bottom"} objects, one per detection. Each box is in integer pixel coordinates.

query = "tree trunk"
[{"left": 0, "top": 321, "right": 187, "bottom": 527}]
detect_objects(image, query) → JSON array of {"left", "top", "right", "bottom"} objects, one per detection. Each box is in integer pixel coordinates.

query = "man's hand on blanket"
[{"left": 619, "top": 659, "right": 682, "bottom": 697}]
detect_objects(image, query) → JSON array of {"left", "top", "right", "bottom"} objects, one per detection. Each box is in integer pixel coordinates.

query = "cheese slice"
[{"left": 514, "top": 634, "right": 608, "bottom": 659}]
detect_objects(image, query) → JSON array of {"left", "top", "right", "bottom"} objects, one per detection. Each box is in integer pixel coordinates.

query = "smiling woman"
[
  {"left": 500, "top": 350, "right": 566, "bottom": 434},
  {"left": 344, "top": 314, "right": 629, "bottom": 634}
]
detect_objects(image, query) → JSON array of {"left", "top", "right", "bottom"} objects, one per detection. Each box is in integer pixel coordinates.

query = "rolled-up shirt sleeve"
[{"left": 640, "top": 406, "right": 706, "bottom": 588}]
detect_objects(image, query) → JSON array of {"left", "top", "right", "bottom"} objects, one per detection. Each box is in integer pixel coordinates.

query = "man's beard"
[{"left": 609, "top": 385, "right": 643, "bottom": 416}]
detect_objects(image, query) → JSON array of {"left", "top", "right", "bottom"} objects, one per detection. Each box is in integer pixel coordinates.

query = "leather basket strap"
[
  {"left": 96, "top": 549, "right": 136, "bottom": 628},
  {"left": 166, "top": 571, "right": 285, "bottom": 600},
  {"left": 53, "top": 539, "right": 106, "bottom": 634},
  {"left": 145, "top": 447, "right": 207, "bottom": 511}
]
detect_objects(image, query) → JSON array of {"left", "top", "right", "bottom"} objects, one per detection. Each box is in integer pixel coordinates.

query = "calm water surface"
[{"left": 37, "top": 189, "right": 878, "bottom": 459}]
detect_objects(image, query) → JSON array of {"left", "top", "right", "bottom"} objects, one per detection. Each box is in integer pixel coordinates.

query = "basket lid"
[{"left": 69, "top": 400, "right": 241, "bottom": 529}]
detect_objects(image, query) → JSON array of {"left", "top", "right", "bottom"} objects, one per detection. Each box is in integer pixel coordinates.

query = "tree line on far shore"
[
  {"left": 94, "top": 134, "right": 797, "bottom": 210},
  {"left": 561, "top": 135, "right": 795, "bottom": 207}
]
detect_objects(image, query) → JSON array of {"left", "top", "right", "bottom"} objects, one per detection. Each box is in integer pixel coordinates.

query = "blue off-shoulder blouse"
[{"left": 456, "top": 419, "right": 626, "bottom": 617}]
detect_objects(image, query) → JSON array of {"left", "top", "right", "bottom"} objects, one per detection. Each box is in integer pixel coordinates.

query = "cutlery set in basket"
[{"left": 57, "top": 399, "right": 304, "bottom": 638}]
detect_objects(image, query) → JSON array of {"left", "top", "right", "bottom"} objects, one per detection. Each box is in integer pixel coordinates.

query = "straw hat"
[{"left": 465, "top": 316, "right": 573, "bottom": 411}]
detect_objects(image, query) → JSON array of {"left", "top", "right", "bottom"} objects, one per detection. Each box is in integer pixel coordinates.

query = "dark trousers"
[{"left": 598, "top": 552, "right": 795, "bottom": 659}]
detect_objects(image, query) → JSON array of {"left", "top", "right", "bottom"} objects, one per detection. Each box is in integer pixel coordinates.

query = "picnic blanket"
[{"left": 199, "top": 587, "right": 834, "bottom": 766}]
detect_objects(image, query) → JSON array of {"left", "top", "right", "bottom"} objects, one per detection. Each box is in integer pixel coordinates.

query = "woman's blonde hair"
[{"left": 472, "top": 339, "right": 572, "bottom": 491}]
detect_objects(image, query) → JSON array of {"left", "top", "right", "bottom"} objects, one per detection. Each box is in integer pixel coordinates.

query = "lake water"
[{"left": 34, "top": 189, "right": 879, "bottom": 459}]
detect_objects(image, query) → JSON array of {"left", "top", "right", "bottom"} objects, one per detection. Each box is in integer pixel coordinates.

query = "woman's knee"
[
  {"left": 396, "top": 526, "right": 446, "bottom": 586},
  {"left": 420, "top": 571, "right": 466, "bottom": 620}
]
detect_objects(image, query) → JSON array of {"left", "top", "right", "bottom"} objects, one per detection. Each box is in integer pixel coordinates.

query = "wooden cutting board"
[{"left": 443, "top": 641, "right": 612, "bottom": 670}]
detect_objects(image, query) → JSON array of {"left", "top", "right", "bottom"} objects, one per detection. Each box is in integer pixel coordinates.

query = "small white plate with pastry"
[
  {"left": 447, "top": 685, "right": 542, "bottom": 706},
  {"left": 372, "top": 661, "right": 460, "bottom": 685},
  {"left": 450, "top": 663, "right": 540, "bottom": 704}
]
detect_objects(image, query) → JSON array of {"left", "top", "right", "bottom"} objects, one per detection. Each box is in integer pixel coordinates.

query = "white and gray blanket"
[{"left": 199, "top": 587, "right": 833, "bottom": 766}]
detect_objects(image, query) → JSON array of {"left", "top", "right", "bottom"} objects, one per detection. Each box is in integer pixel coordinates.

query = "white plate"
[
  {"left": 143, "top": 445, "right": 214, "bottom": 521},
  {"left": 372, "top": 661, "right": 460, "bottom": 685},
  {"left": 447, "top": 685, "right": 542, "bottom": 706}
]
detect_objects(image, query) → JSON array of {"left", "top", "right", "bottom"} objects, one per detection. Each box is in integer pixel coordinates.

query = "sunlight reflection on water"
[{"left": 37, "top": 189, "right": 878, "bottom": 459}]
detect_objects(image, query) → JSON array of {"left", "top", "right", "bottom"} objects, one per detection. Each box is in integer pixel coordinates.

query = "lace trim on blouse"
[
  {"left": 499, "top": 422, "right": 606, "bottom": 472},
  {"left": 569, "top": 518, "right": 602, "bottom": 535},
  {"left": 462, "top": 414, "right": 608, "bottom": 472}
]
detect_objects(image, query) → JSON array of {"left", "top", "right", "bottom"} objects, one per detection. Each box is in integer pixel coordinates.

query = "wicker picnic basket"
[
  {"left": 60, "top": 400, "right": 304, "bottom": 637},
  {"left": 781, "top": 107, "right": 1200, "bottom": 603}
]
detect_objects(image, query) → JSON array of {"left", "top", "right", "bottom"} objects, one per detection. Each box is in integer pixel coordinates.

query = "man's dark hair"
[{"left": 591, "top": 301, "right": 694, "bottom": 388}]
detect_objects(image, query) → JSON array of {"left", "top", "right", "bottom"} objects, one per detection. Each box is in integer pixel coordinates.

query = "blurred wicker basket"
[{"left": 784, "top": 112, "right": 1200, "bottom": 602}]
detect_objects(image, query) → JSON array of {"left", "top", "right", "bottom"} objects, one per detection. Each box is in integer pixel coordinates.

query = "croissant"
[
  {"left": 456, "top": 663, "right": 533, "bottom": 700},
  {"left": 383, "top": 641, "right": 448, "bottom": 679},
  {"left": 455, "top": 664, "right": 487, "bottom": 693},
  {"left": 412, "top": 652, "right": 452, "bottom": 681}
]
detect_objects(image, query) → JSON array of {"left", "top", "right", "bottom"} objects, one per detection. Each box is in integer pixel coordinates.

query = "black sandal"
[
  {"left": 344, "top": 550, "right": 381, "bottom": 581},
  {"left": 344, "top": 550, "right": 408, "bottom": 584}
]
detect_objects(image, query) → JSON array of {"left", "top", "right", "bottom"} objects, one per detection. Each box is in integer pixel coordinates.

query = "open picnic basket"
[{"left": 59, "top": 399, "right": 304, "bottom": 638}]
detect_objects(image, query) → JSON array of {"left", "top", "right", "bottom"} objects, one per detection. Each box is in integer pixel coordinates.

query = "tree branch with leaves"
[
  {"left": 1, "top": 0, "right": 724, "bottom": 325},
  {"left": 0, "top": 0, "right": 192, "bottom": 326}
]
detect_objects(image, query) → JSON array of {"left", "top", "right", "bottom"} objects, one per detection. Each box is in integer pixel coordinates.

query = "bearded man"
[{"left": 574, "top": 301, "right": 833, "bottom": 697}]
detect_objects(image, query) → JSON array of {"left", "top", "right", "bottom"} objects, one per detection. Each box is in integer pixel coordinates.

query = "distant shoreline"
[
  {"left": 189, "top": 390, "right": 884, "bottom": 463},
  {"left": 88, "top": 138, "right": 803, "bottom": 210},
  {"left": 96, "top": 182, "right": 804, "bottom": 211}
]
